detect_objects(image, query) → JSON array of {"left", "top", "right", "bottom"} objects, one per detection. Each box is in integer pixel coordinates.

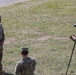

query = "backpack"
[
  {"left": 21, "top": 58, "right": 36, "bottom": 75},
  {"left": 25, "top": 59, "right": 36, "bottom": 72}
]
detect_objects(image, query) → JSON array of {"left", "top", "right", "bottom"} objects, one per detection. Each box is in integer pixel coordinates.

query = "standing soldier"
[
  {"left": 14, "top": 47, "right": 36, "bottom": 75},
  {"left": 0, "top": 16, "right": 5, "bottom": 75}
]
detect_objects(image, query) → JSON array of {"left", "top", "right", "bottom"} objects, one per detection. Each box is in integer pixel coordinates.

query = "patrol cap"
[
  {"left": 22, "top": 47, "right": 28, "bottom": 51},
  {"left": 21, "top": 47, "right": 28, "bottom": 55}
]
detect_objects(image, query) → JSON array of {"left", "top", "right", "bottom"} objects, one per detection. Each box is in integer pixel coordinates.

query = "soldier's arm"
[
  {"left": 0, "top": 26, "right": 5, "bottom": 44},
  {"left": 14, "top": 63, "right": 21, "bottom": 75},
  {"left": 34, "top": 60, "right": 36, "bottom": 66},
  {"left": 2, "top": 32, "right": 5, "bottom": 43},
  {"left": 32, "top": 59, "right": 36, "bottom": 71},
  {"left": 2, "top": 27, "right": 5, "bottom": 42}
]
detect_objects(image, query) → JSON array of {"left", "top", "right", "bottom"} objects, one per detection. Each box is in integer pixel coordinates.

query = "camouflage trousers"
[{"left": 0, "top": 45, "right": 3, "bottom": 71}]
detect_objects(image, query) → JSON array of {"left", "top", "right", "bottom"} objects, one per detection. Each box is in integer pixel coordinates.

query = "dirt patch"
[
  {"left": 18, "top": 29, "right": 44, "bottom": 35},
  {"left": 38, "top": 36, "right": 51, "bottom": 41},
  {"left": 38, "top": 36, "right": 69, "bottom": 41},
  {"left": 4, "top": 38, "right": 15, "bottom": 44}
]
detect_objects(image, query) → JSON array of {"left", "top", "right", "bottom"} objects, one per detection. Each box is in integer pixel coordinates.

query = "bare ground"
[{"left": 4, "top": 38, "right": 15, "bottom": 44}]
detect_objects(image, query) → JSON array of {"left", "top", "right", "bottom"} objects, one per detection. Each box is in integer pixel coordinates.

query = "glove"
[{"left": 70, "top": 35, "right": 76, "bottom": 42}]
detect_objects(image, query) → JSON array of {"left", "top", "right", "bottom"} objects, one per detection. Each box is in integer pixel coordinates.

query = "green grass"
[{"left": 0, "top": 0, "right": 76, "bottom": 75}]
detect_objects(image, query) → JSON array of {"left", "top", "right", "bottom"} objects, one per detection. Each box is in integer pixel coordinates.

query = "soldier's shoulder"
[
  {"left": 26, "top": 57, "right": 33, "bottom": 61},
  {"left": 17, "top": 59, "right": 24, "bottom": 65},
  {"left": 29, "top": 57, "right": 36, "bottom": 62},
  {"left": 27, "top": 57, "right": 35, "bottom": 60},
  {"left": 27, "top": 57, "right": 36, "bottom": 63}
]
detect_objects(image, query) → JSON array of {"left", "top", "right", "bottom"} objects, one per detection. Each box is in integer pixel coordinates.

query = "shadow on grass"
[{"left": 4, "top": 72, "right": 14, "bottom": 75}]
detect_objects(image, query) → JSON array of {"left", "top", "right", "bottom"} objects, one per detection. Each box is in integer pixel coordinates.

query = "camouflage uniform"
[
  {"left": 0, "top": 16, "right": 5, "bottom": 75},
  {"left": 0, "top": 23, "right": 5, "bottom": 71},
  {"left": 15, "top": 57, "right": 36, "bottom": 75},
  {"left": 0, "top": 23, "right": 5, "bottom": 75}
]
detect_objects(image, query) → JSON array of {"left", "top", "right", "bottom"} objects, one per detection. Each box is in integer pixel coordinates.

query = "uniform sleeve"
[
  {"left": 2, "top": 27, "right": 5, "bottom": 43},
  {"left": 2, "top": 32, "right": 5, "bottom": 43},
  {"left": 33, "top": 59, "right": 36, "bottom": 66},
  {"left": 0, "top": 26, "right": 5, "bottom": 43},
  {"left": 32, "top": 59, "right": 36, "bottom": 71},
  {"left": 14, "top": 63, "right": 21, "bottom": 75}
]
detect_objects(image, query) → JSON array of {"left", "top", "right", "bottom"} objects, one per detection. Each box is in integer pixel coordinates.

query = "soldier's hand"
[{"left": 70, "top": 35, "right": 76, "bottom": 42}]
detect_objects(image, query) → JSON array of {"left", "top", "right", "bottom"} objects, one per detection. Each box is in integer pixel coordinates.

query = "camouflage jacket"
[{"left": 15, "top": 57, "right": 36, "bottom": 75}]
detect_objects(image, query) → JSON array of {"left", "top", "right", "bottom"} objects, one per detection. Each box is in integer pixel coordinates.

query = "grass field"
[{"left": 0, "top": 0, "right": 76, "bottom": 75}]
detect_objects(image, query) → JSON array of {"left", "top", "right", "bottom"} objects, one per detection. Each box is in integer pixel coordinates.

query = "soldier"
[
  {"left": 14, "top": 47, "right": 36, "bottom": 75},
  {"left": 0, "top": 16, "right": 5, "bottom": 75}
]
